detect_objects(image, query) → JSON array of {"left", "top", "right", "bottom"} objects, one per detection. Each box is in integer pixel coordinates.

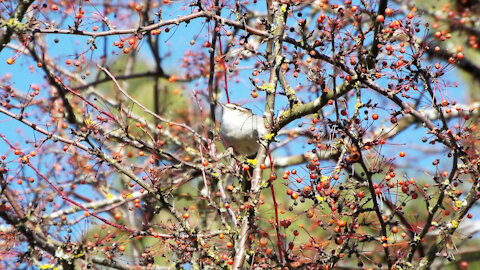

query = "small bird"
[
  {"left": 219, "top": 103, "right": 266, "bottom": 157},
  {"left": 391, "top": 28, "right": 410, "bottom": 43}
]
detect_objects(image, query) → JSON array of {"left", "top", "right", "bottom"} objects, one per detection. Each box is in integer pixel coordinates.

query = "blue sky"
[
  {"left": 0, "top": 0, "right": 472, "bottom": 203},
  {"left": 0, "top": 0, "right": 477, "bottom": 255}
]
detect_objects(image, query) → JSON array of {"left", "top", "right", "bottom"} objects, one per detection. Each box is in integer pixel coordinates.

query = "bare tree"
[{"left": 0, "top": 0, "right": 479, "bottom": 269}]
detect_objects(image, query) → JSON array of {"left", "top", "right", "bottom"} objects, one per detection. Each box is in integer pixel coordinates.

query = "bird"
[{"left": 219, "top": 103, "right": 266, "bottom": 157}]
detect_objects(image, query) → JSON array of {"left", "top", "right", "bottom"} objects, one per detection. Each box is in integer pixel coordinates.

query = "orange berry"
[{"left": 259, "top": 237, "right": 268, "bottom": 246}]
